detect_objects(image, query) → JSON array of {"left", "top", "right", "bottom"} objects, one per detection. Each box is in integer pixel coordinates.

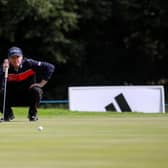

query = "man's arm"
[
  {"left": 29, "top": 79, "right": 48, "bottom": 88},
  {"left": 27, "top": 59, "right": 55, "bottom": 88}
]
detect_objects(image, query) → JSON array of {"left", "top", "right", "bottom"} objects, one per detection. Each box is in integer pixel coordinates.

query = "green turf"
[{"left": 0, "top": 108, "right": 168, "bottom": 168}]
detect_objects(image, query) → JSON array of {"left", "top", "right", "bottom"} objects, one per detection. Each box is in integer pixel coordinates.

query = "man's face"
[{"left": 8, "top": 55, "right": 23, "bottom": 69}]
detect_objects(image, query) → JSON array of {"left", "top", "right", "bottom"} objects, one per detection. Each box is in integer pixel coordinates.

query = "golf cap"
[{"left": 8, "top": 47, "right": 23, "bottom": 57}]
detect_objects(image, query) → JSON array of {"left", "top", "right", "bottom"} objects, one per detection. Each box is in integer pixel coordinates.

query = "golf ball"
[{"left": 37, "top": 126, "right": 43, "bottom": 131}]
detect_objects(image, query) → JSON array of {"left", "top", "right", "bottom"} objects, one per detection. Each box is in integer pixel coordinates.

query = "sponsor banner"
[{"left": 68, "top": 86, "right": 165, "bottom": 113}]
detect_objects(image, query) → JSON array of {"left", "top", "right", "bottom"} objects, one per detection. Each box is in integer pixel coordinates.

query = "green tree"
[
  {"left": 118, "top": 0, "right": 162, "bottom": 81},
  {"left": 0, "top": 0, "right": 78, "bottom": 63},
  {"left": 74, "top": 0, "right": 164, "bottom": 84},
  {"left": 0, "top": 0, "right": 167, "bottom": 99}
]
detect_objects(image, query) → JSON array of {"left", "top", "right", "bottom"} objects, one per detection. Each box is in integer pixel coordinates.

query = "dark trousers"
[{"left": 0, "top": 86, "right": 43, "bottom": 118}]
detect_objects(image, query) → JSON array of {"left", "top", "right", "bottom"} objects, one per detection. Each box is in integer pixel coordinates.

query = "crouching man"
[{"left": 0, "top": 47, "right": 55, "bottom": 121}]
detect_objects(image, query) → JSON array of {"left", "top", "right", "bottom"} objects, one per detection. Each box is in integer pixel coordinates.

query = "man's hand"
[
  {"left": 3, "top": 59, "right": 9, "bottom": 71},
  {"left": 29, "top": 80, "right": 48, "bottom": 88},
  {"left": 3, "top": 59, "right": 9, "bottom": 78}
]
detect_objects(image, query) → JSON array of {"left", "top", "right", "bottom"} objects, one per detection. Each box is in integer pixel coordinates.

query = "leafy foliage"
[
  {"left": 0, "top": 0, "right": 167, "bottom": 98},
  {"left": 0, "top": 0, "right": 78, "bottom": 63}
]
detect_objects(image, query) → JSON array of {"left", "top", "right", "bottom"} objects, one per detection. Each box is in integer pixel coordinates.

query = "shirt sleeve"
[{"left": 27, "top": 59, "right": 55, "bottom": 81}]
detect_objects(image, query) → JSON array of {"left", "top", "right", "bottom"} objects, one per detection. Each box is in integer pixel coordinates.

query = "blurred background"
[{"left": 0, "top": 0, "right": 167, "bottom": 102}]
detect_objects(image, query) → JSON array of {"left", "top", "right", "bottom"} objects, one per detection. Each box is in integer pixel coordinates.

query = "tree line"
[{"left": 0, "top": 0, "right": 166, "bottom": 99}]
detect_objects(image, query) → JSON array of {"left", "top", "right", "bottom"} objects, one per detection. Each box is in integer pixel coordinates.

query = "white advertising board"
[{"left": 68, "top": 86, "right": 165, "bottom": 113}]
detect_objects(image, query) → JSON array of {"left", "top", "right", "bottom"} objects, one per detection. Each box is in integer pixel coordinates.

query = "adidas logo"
[{"left": 105, "top": 93, "right": 132, "bottom": 112}]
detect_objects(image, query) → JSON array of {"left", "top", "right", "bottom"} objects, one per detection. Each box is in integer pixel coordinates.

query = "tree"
[
  {"left": 118, "top": 0, "right": 162, "bottom": 81},
  {"left": 73, "top": 0, "right": 164, "bottom": 84},
  {"left": 0, "top": 0, "right": 78, "bottom": 63},
  {"left": 0, "top": 0, "right": 167, "bottom": 99}
]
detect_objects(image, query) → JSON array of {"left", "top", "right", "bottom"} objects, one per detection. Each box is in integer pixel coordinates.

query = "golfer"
[{"left": 0, "top": 47, "right": 55, "bottom": 121}]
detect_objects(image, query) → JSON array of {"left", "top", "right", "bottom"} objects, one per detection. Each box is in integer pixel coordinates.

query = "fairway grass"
[{"left": 0, "top": 108, "right": 168, "bottom": 168}]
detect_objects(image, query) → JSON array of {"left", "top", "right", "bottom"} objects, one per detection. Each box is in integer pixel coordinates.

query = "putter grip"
[{"left": 4, "top": 67, "right": 8, "bottom": 78}]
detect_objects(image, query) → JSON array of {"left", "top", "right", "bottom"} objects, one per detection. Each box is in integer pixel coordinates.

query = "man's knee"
[{"left": 29, "top": 86, "right": 43, "bottom": 99}]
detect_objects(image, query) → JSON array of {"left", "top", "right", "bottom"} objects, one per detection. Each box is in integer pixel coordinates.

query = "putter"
[{"left": 2, "top": 59, "right": 9, "bottom": 121}]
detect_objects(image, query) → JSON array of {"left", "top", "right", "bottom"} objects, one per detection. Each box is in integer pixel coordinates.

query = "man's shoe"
[
  {"left": 1, "top": 108, "right": 15, "bottom": 122},
  {"left": 0, "top": 114, "right": 15, "bottom": 122},
  {"left": 28, "top": 108, "right": 38, "bottom": 121},
  {"left": 28, "top": 115, "right": 38, "bottom": 121}
]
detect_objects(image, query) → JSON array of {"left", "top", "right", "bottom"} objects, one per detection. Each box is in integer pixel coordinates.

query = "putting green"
[{"left": 0, "top": 108, "right": 168, "bottom": 168}]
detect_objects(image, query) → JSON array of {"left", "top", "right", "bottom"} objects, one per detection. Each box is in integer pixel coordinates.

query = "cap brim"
[{"left": 8, "top": 53, "right": 23, "bottom": 57}]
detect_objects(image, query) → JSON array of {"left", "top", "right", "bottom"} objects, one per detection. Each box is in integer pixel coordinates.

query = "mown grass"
[
  {"left": 14, "top": 107, "right": 168, "bottom": 117},
  {"left": 0, "top": 108, "right": 168, "bottom": 168}
]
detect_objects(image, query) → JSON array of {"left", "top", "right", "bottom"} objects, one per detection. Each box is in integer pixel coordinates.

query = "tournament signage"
[{"left": 68, "top": 86, "right": 165, "bottom": 113}]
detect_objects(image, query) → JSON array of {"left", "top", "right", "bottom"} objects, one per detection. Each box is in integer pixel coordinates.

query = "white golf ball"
[{"left": 37, "top": 126, "right": 43, "bottom": 131}]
